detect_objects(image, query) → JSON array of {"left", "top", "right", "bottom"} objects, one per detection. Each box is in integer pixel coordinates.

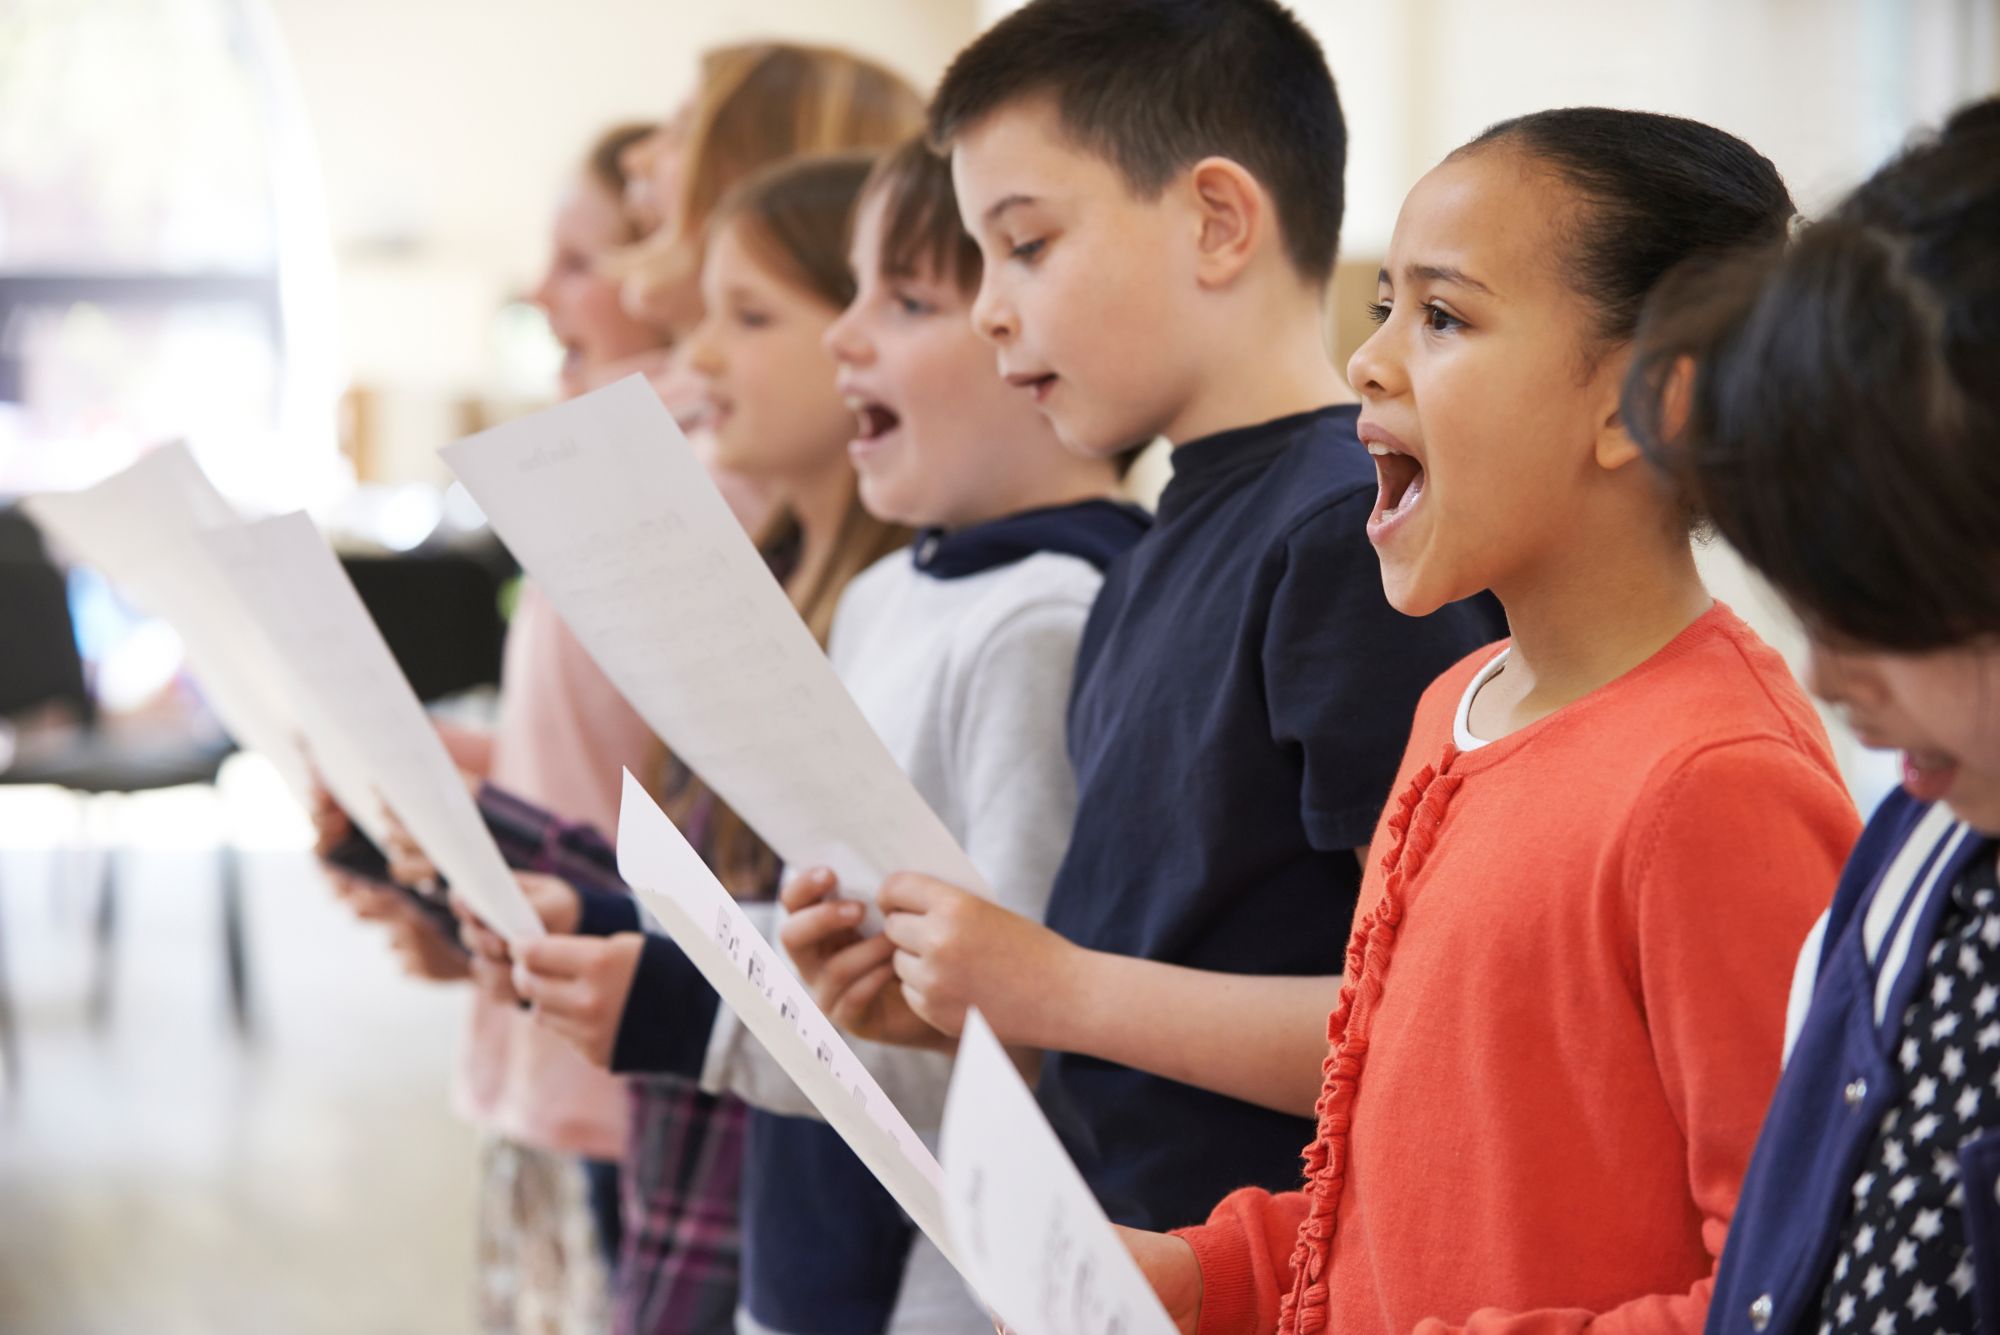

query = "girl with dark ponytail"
[{"left": 1125, "top": 108, "right": 1862, "bottom": 1335}]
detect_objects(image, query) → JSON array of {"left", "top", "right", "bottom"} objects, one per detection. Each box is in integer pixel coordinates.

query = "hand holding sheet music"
[
  {"left": 618, "top": 773, "right": 1182, "bottom": 1335},
  {"left": 613, "top": 770, "right": 957, "bottom": 1258}
]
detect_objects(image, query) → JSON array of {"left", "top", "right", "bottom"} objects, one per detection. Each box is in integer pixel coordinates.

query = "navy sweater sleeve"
[
  {"left": 609, "top": 935, "right": 722, "bottom": 1078},
  {"left": 1262, "top": 491, "right": 1506, "bottom": 852},
  {"left": 573, "top": 884, "right": 642, "bottom": 937}
]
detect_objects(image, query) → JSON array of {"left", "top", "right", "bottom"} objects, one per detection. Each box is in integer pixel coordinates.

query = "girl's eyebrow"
[{"left": 1378, "top": 262, "right": 1495, "bottom": 296}]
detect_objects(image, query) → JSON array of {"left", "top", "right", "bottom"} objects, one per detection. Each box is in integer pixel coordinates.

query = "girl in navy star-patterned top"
[{"left": 1630, "top": 96, "right": 2000, "bottom": 1334}]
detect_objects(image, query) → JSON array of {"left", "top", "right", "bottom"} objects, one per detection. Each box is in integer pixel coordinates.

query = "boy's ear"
[{"left": 1186, "top": 157, "right": 1264, "bottom": 289}]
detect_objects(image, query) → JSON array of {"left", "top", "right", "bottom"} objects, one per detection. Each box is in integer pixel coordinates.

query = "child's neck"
[
  {"left": 942, "top": 464, "right": 1121, "bottom": 533},
  {"left": 1165, "top": 296, "right": 1355, "bottom": 447},
  {"left": 784, "top": 453, "right": 860, "bottom": 598},
  {"left": 1471, "top": 528, "right": 1712, "bottom": 744}
]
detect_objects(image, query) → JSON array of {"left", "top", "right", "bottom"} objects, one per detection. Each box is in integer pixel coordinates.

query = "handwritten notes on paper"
[
  {"left": 621, "top": 769, "right": 1180, "bottom": 1334},
  {"left": 614, "top": 771, "right": 957, "bottom": 1261},
  {"left": 942, "top": 1012, "right": 1180, "bottom": 1335},
  {"left": 442, "top": 376, "right": 986, "bottom": 907}
]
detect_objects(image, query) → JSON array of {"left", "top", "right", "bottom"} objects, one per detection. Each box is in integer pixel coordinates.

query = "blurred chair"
[
  {"left": 0, "top": 507, "right": 247, "bottom": 1093},
  {"left": 341, "top": 548, "right": 509, "bottom": 703}
]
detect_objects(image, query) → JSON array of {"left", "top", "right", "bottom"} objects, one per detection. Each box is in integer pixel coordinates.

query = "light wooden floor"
[{"left": 0, "top": 775, "right": 480, "bottom": 1335}]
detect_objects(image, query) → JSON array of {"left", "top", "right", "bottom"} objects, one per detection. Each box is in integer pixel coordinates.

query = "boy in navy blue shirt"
[{"left": 783, "top": 0, "right": 1504, "bottom": 1230}]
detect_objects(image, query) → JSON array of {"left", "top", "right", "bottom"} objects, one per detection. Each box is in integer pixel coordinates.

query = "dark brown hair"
[
  {"left": 1627, "top": 98, "right": 2000, "bottom": 652},
  {"left": 928, "top": 0, "right": 1345, "bottom": 283},
  {"left": 864, "top": 135, "right": 983, "bottom": 295},
  {"left": 1459, "top": 108, "right": 1795, "bottom": 350}
]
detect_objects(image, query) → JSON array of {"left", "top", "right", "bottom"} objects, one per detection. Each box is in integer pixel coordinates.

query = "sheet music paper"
[
  {"left": 443, "top": 375, "right": 986, "bottom": 907},
  {"left": 613, "top": 770, "right": 962, "bottom": 1268},
  {"left": 194, "top": 512, "right": 541, "bottom": 941},
  {"left": 942, "top": 1011, "right": 1180, "bottom": 1335},
  {"left": 22, "top": 446, "right": 387, "bottom": 844}
]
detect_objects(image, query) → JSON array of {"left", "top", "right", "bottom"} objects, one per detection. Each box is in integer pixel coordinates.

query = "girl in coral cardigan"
[{"left": 1124, "top": 108, "right": 1863, "bottom": 1335}]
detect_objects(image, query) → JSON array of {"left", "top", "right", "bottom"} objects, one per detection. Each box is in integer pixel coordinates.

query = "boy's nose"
[{"left": 970, "top": 277, "right": 1016, "bottom": 346}]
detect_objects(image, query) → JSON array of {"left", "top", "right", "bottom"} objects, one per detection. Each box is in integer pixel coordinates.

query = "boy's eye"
[
  {"left": 734, "top": 308, "right": 772, "bottom": 330},
  {"left": 1009, "top": 237, "right": 1046, "bottom": 264},
  {"left": 893, "top": 291, "right": 934, "bottom": 317}
]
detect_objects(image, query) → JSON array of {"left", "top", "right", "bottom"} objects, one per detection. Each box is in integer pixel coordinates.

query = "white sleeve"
[
  {"left": 701, "top": 584, "right": 1091, "bottom": 1129},
  {"left": 1781, "top": 909, "right": 1830, "bottom": 1068}
]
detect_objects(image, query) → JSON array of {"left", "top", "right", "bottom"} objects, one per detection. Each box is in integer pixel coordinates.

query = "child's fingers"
[
  {"left": 816, "top": 933, "right": 897, "bottom": 1000},
  {"left": 876, "top": 872, "right": 949, "bottom": 915},
  {"left": 778, "top": 866, "right": 839, "bottom": 912},
  {"left": 881, "top": 909, "right": 939, "bottom": 955},
  {"left": 828, "top": 962, "right": 896, "bottom": 1029},
  {"left": 460, "top": 918, "right": 511, "bottom": 966},
  {"left": 515, "top": 934, "right": 602, "bottom": 981},
  {"left": 515, "top": 967, "right": 595, "bottom": 1019},
  {"left": 778, "top": 899, "right": 867, "bottom": 959}
]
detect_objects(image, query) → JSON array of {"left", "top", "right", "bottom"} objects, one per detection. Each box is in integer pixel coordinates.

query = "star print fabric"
[{"left": 1816, "top": 849, "right": 2000, "bottom": 1333}]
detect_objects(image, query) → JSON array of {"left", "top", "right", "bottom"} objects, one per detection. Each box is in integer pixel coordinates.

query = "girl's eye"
[
  {"left": 1009, "top": 237, "right": 1046, "bottom": 264},
  {"left": 1423, "top": 302, "right": 1464, "bottom": 333},
  {"left": 1365, "top": 300, "right": 1391, "bottom": 325}
]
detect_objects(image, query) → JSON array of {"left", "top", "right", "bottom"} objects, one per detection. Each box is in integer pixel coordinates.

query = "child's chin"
[{"left": 1945, "top": 773, "right": 2000, "bottom": 836}]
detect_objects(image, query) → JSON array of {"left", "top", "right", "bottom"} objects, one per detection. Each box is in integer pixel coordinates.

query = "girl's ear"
[
  {"left": 1187, "top": 157, "right": 1264, "bottom": 289},
  {"left": 1591, "top": 346, "right": 1644, "bottom": 473},
  {"left": 1593, "top": 412, "right": 1645, "bottom": 472}
]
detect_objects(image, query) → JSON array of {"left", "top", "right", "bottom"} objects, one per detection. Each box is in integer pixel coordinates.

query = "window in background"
[{"left": 0, "top": 0, "right": 339, "bottom": 511}]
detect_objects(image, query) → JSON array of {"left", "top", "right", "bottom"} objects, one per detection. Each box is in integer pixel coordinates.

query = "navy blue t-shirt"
[{"left": 1038, "top": 404, "right": 1506, "bottom": 1231}]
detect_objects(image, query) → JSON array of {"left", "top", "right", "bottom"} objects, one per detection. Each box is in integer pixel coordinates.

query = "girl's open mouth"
[
  {"left": 1901, "top": 749, "right": 1961, "bottom": 803},
  {"left": 1366, "top": 443, "right": 1427, "bottom": 538}
]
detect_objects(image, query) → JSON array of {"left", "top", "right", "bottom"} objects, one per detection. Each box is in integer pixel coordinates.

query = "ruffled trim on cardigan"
[{"left": 1280, "top": 747, "right": 1463, "bottom": 1334}]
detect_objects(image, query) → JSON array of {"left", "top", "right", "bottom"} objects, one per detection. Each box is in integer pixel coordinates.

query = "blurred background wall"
[{"left": 0, "top": 3, "right": 1995, "bottom": 1332}]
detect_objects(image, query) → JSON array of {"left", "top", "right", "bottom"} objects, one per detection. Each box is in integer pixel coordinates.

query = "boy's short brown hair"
[{"left": 929, "top": 0, "right": 1346, "bottom": 284}]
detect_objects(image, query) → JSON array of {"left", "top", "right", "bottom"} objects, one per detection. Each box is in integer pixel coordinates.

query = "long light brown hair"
[
  {"left": 616, "top": 42, "right": 923, "bottom": 333},
  {"left": 665, "top": 153, "right": 910, "bottom": 896}
]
